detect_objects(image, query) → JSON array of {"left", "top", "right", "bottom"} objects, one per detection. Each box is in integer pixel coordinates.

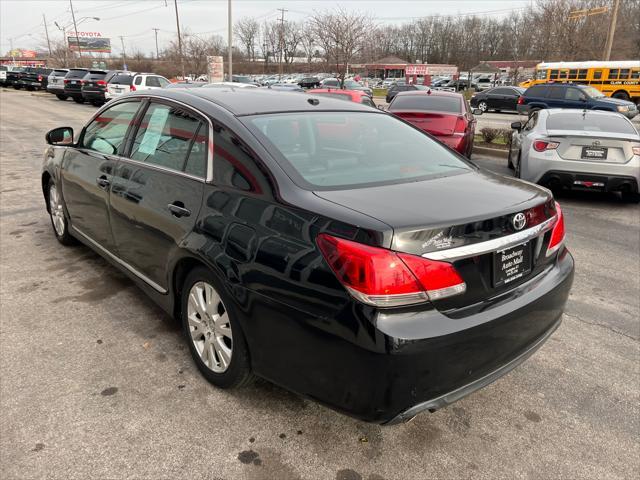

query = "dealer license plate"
[
  {"left": 493, "top": 242, "right": 532, "bottom": 287},
  {"left": 581, "top": 146, "right": 608, "bottom": 160}
]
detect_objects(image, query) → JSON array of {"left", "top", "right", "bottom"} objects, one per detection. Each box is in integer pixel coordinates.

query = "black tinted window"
[
  {"left": 391, "top": 95, "right": 461, "bottom": 113},
  {"left": 548, "top": 87, "right": 565, "bottom": 99},
  {"left": 212, "top": 124, "right": 261, "bottom": 191},
  {"left": 130, "top": 103, "right": 202, "bottom": 172},
  {"left": 546, "top": 113, "right": 637, "bottom": 134},
  {"left": 491, "top": 88, "right": 512, "bottom": 95},
  {"left": 86, "top": 71, "right": 107, "bottom": 80},
  {"left": 109, "top": 75, "right": 133, "bottom": 85},
  {"left": 525, "top": 85, "right": 548, "bottom": 97},
  {"left": 66, "top": 69, "right": 88, "bottom": 79},
  {"left": 52, "top": 69, "right": 68, "bottom": 76},
  {"left": 184, "top": 124, "right": 208, "bottom": 178},
  {"left": 82, "top": 101, "right": 140, "bottom": 155},
  {"left": 565, "top": 88, "right": 584, "bottom": 101}
]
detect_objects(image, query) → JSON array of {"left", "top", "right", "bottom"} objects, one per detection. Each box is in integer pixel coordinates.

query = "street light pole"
[
  {"left": 43, "top": 14, "right": 52, "bottom": 57},
  {"left": 119, "top": 36, "right": 127, "bottom": 70},
  {"left": 69, "top": 0, "right": 82, "bottom": 63},
  {"left": 228, "top": 0, "right": 233, "bottom": 80},
  {"left": 152, "top": 28, "right": 160, "bottom": 59}
]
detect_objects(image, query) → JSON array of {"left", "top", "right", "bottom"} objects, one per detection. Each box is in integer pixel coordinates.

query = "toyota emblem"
[{"left": 512, "top": 212, "right": 527, "bottom": 231}]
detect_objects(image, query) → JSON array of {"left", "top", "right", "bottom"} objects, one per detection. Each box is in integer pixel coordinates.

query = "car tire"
[
  {"left": 47, "top": 178, "right": 76, "bottom": 246},
  {"left": 181, "top": 267, "right": 254, "bottom": 389},
  {"left": 507, "top": 145, "right": 515, "bottom": 170},
  {"left": 478, "top": 101, "right": 488, "bottom": 112},
  {"left": 56, "top": 94, "right": 68, "bottom": 101},
  {"left": 91, "top": 100, "right": 104, "bottom": 107},
  {"left": 621, "top": 191, "right": 640, "bottom": 203},
  {"left": 73, "top": 96, "right": 84, "bottom": 104},
  {"left": 13, "top": 85, "right": 21, "bottom": 90}
]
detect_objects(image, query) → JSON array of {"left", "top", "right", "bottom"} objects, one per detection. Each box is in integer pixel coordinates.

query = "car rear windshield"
[
  {"left": 109, "top": 74, "right": 133, "bottom": 85},
  {"left": 86, "top": 71, "right": 107, "bottom": 80},
  {"left": 52, "top": 69, "right": 68, "bottom": 76},
  {"left": 391, "top": 95, "right": 461, "bottom": 113},
  {"left": 244, "top": 112, "right": 471, "bottom": 189},
  {"left": 66, "top": 69, "right": 88, "bottom": 79},
  {"left": 546, "top": 113, "right": 637, "bottom": 134}
]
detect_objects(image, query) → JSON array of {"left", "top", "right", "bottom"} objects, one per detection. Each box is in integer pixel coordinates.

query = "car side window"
[
  {"left": 184, "top": 123, "right": 208, "bottom": 178},
  {"left": 548, "top": 87, "right": 565, "bottom": 100},
  {"left": 158, "top": 77, "right": 170, "bottom": 87},
  {"left": 82, "top": 101, "right": 141, "bottom": 155},
  {"left": 146, "top": 76, "right": 161, "bottom": 87},
  {"left": 523, "top": 112, "right": 539, "bottom": 131},
  {"left": 361, "top": 96, "right": 376, "bottom": 108},
  {"left": 134, "top": 76, "right": 143, "bottom": 86},
  {"left": 565, "top": 88, "right": 584, "bottom": 101},
  {"left": 129, "top": 103, "right": 203, "bottom": 172}
]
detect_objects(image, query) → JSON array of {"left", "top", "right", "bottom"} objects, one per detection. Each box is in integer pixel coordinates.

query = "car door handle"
[
  {"left": 96, "top": 176, "right": 110, "bottom": 189},
  {"left": 168, "top": 202, "right": 191, "bottom": 218}
]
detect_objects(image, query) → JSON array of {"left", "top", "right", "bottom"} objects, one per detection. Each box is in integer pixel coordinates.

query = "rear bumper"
[
  {"left": 47, "top": 85, "right": 64, "bottom": 93},
  {"left": 244, "top": 247, "right": 574, "bottom": 424},
  {"left": 538, "top": 170, "right": 639, "bottom": 194},
  {"left": 63, "top": 87, "right": 83, "bottom": 96},
  {"left": 81, "top": 90, "right": 105, "bottom": 101}
]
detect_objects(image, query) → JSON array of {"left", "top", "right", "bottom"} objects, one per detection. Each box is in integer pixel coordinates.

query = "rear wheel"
[
  {"left": 91, "top": 100, "right": 104, "bottom": 107},
  {"left": 612, "top": 91, "right": 630, "bottom": 101},
  {"left": 56, "top": 94, "right": 68, "bottom": 101},
  {"left": 181, "top": 267, "right": 253, "bottom": 389},
  {"left": 73, "top": 96, "right": 84, "bottom": 104},
  {"left": 507, "top": 144, "right": 515, "bottom": 170}
]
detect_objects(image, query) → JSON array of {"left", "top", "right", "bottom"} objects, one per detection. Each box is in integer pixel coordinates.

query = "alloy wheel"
[
  {"left": 49, "top": 183, "right": 65, "bottom": 236},
  {"left": 479, "top": 101, "right": 488, "bottom": 112},
  {"left": 187, "top": 281, "right": 233, "bottom": 373}
]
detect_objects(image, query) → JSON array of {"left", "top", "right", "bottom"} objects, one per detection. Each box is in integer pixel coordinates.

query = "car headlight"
[{"left": 617, "top": 105, "right": 630, "bottom": 112}]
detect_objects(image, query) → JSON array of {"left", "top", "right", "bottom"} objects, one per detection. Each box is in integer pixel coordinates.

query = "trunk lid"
[
  {"left": 314, "top": 169, "right": 557, "bottom": 311},
  {"left": 547, "top": 130, "right": 638, "bottom": 163},
  {"left": 392, "top": 111, "right": 460, "bottom": 136}
]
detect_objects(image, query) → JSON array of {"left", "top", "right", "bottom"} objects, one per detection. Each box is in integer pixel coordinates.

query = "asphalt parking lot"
[{"left": 1, "top": 88, "right": 639, "bottom": 480}]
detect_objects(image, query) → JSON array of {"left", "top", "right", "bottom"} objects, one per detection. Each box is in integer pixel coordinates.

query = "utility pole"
[
  {"left": 173, "top": 0, "right": 186, "bottom": 79},
  {"left": 43, "top": 14, "right": 52, "bottom": 57},
  {"left": 228, "top": 0, "right": 233, "bottom": 80},
  {"left": 119, "top": 36, "right": 127, "bottom": 70},
  {"left": 69, "top": 0, "right": 82, "bottom": 63},
  {"left": 152, "top": 28, "right": 160, "bottom": 59},
  {"left": 277, "top": 8, "right": 287, "bottom": 80},
  {"left": 603, "top": 0, "right": 620, "bottom": 61}
]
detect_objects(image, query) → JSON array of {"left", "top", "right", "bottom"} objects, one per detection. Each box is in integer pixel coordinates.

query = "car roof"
[
  {"left": 307, "top": 88, "right": 366, "bottom": 97},
  {"left": 146, "top": 88, "right": 376, "bottom": 116},
  {"left": 545, "top": 108, "right": 621, "bottom": 117}
]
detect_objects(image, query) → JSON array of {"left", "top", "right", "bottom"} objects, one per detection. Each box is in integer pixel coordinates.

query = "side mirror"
[
  {"left": 580, "top": 96, "right": 587, "bottom": 102},
  {"left": 377, "top": 104, "right": 386, "bottom": 111},
  {"left": 510, "top": 121, "right": 522, "bottom": 131},
  {"left": 46, "top": 127, "right": 74, "bottom": 145},
  {"left": 472, "top": 108, "right": 483, "bottom": 116}
]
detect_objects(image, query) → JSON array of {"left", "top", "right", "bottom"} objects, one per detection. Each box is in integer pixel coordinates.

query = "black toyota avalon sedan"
[{"left": 42, "top": 88, "right": 574, "bottom": 424}]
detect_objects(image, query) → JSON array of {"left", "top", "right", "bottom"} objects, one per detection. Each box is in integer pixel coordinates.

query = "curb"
[{"left": 473, "top": 145, "right": 509, "bottom": 158}]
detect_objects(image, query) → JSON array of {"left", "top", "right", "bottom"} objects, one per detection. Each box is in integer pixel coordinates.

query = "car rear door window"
[
  {"left": 129, "top": 103, "right": 203, "bottom": 172},
  {"left": 525, "top": 85, "right": 547, "bottom": 97},
  {"left": 146, "top": 76, "right": 161, "bottom": 87},
  {"left": 548, "top": 87, "right": 565, "bottom": 99},
  {"left": 134, "top": 76, "right": 143, "bottom": 86},
  {"left": 82, "top": 101, "right": 141, "bottom": 155},
  {"left": 183, "top": 124, "right": 208, "bottom": 178}
]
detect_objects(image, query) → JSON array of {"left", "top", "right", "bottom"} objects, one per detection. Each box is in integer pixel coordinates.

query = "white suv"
[{"left": 106, "top": 72, "right": 170, "bottom": 99}]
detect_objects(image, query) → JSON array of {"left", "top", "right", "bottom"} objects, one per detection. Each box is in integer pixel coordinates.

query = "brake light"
[
  {"left": 64, "top": 79, "right": 69, "bottom": 84},
  {"left": 97, "top": 80, "right": 106, "bottom": 86},
  {"left": 547, "top": 202, "right": 565, "bottom": 256},
  {"left": 316, "top": 233, "right": 466, "bottom": 307},
  {"left": 533, "top": 140, "right": 560, "bottom": 152},
  {"left": 37, "top": 75, "right": 42, "bottom": 81},
  {"left": 454, "top": 116, "right": 467, "bottom": 135},
  {"left": 130, "top": 84, "right": 136, "bottom": 91},
  {"left": 517, "top": 96, "right": 524, "bottom": 105}
]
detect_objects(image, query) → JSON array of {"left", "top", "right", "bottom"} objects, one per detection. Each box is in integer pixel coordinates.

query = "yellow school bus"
[{"left": 520, "top": 61, "right": 640, "bottom": 104}]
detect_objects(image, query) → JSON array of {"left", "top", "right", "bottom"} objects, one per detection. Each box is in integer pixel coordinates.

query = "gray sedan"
[{"left": 509, "top": 109, "right": 640, "bottom": 202}]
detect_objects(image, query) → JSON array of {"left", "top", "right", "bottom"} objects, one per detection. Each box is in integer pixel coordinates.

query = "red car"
[
  {"left": 388, "top": 90, "right": 477, "bottom": 157},
  {"left": 307, "top": 88, "right": 377, "bottom": 108}
]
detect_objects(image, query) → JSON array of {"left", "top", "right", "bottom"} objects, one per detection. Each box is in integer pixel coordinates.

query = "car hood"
[{"left": 313, "top": 168, "right": 552, "bottom": 254}]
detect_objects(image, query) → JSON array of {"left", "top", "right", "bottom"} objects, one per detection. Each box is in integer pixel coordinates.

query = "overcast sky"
[{"left": 0, "top": 0, "right": 532, "bottom": 55}]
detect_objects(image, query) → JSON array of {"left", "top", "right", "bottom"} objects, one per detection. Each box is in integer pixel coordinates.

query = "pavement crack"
[{"left": 563, "top": 312, "right": 639, "bottom": 342}]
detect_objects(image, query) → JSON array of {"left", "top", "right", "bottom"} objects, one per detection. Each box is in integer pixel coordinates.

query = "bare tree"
[
  {"left": 299, "top": 22, "right": 317, "bottom": 72},
  {"left": 311, "top": 8, "right": 372, "bottom": 85},
  {"left": 235, "top": 17, "right": 260, "bottom": 61}
]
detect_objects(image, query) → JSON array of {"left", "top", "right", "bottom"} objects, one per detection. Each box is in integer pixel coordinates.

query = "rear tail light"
[
  {"left": 316, "top": 233, "right": 466, "bottom": 308},
  {"left": 632, "top": 146, "right": 640, "bottom": 156},
  {"left": 453, "top": 116, "right": 467, "bottom": 135},
  {"left": 546, "top": 202, "right": 566, "bottom": 256},
  {"left": 517, "top": 96, "right": 524, "bottom": 105},
  {"left": 130, "top": 84, "right": 136, "bottom": 91},
  {"left": 64, "top": 79, "right": 69, "bottom": 84},
  {"left": 97, "top": 80, "right": 106, "bottom": 86},
  {"left": 533, "top": 140, "right": 560, "bottom": 152},
  {"left": 37, "top": 75, "right": 43, "bottom": 81}
]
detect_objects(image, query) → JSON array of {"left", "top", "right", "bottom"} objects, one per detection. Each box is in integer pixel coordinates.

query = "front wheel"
[
  {"left": 181, "top": 267, "right": 253, "bottom": 389},
  {"left": 47, "top": 179, "right": 76, "bottom": 246},
  {"left": 478, "top": 101, "right": 488, "bottom": 112},
  {"left": 73, "top": 96, "right": 84, "bottom": 104},
  {"left": 507, "top": 144, "right": 515, "bottom": 170}
]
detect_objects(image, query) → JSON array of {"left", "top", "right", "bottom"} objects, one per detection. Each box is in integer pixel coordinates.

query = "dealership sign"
[
  {"left": 207, "top": 55, "right": 224, "bottom": 82},
  {"left": 405, "top": 64, "right": 458, "bottom": 76},
  {"left": 68, "top": 36, "right": 111, "bottom": 53}
]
